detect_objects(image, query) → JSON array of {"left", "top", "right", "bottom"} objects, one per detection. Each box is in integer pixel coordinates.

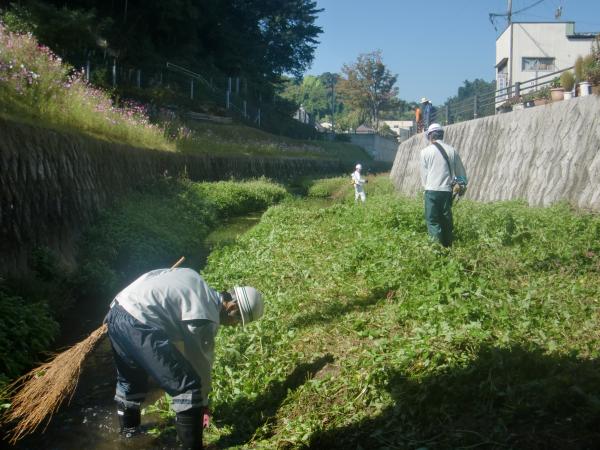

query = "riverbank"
[
  {"left": 6, "top": 213, "right": 267, "bottom": 450},
  {"left": 0, "top": 178, "right": 289, "bottom": 393},
  {"left": 193, "top": 177, "right": 600, "bottom": 448},
  {"left": 7, "top": 175, "right": 600, "bottom": 449}
]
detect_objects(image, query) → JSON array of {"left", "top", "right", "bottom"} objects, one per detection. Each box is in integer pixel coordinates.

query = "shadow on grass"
[
  {"left": 213, "top": 353, "right": 335, "bottom": 447},
  {"left": 290, "top": 289, "right": 390, "bottom": 330},
  {"left": 309, "top": 345, "right": 600, "bottom": 450}
]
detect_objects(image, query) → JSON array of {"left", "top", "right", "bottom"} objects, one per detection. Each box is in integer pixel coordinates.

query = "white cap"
[
  {"left": 233, "top": 286, "right": 264, "bottom": 326},
  {"left": 420, "top": 97, "right": 429, "bottom": 103},
  {"left": 355, "top": 164, "right": 362, "bottom": 170},
  {"left": 425, "top": 123, "right": 443, "bottom": 138}
]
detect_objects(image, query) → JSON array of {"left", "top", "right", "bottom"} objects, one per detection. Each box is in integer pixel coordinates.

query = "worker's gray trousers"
[
  {"left": 424, "top": 190, "right": 453, "bottom": 247},
  {"left": 106, "top": 304, "right": 203, "bottom": 412}
]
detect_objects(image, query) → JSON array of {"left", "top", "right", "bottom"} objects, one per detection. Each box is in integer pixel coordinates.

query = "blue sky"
[{"left": 307, "top": 0, "right": 600, "bottom": 105}]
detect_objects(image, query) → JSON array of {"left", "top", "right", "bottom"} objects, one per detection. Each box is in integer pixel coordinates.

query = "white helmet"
[
  {"left": 232, "top": 286, "right": 264, "bottom": 326},
  {"left": 425, "top": 123, "right": 443, "bottom": 138},
  {"left": 355, "top": 164, "right": 362, "bottom": 170}
]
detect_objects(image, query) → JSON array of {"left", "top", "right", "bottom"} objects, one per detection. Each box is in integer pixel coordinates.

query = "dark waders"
[{"left": 424, "top": 190, "right": 453, "bottom": 247}]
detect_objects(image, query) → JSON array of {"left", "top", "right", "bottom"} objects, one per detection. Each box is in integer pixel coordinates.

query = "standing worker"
[
  {"left": 420, "top": 97, "right": 437, "bottom": 131},
  {"left": 415, "top": 105, "right": 422, "bottom": 133},
  {"left": 420, "top": 123, "right": 467, "bottom": 247},
  {"left": 351, "top": 163, "right": 367, "bottom": 203},
  {"left": 104, "top": 267, "right": 264, "bottom": 449}
]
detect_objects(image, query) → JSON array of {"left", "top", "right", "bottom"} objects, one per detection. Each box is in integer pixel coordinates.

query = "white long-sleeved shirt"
[
  {"left": 114, "top": 268, "right": 221, "bottom": 406},
  {"left": 420, "top": 140, "right": 467, "bottom": 192},
  {"left": 352, "top": 170, "right": 365, "bottom": 191}
]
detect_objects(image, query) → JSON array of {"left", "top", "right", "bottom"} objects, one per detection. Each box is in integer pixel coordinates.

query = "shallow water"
[{"left": 9, "top": 213, "right": 262, "bottom": 450}]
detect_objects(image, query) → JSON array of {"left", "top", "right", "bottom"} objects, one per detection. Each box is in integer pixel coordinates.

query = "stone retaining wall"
[{"left": 0, "top": 119, "right": 386, "bottom": 275}]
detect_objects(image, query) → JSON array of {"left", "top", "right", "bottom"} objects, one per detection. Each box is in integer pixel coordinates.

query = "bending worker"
[
  {"left": 420, "top": 123, "right": 467, "bottom": 247},
  {"left": 104, "top": 267, "right": 264, "bottom": 449},
  {"left": 352, "top": 163, "right": 367, "bottom": 203}
]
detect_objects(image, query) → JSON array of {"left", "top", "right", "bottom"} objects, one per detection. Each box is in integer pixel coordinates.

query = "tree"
[
  {"left": 337, "top": 51, "right": 399, "bottom": 129},
  {"left": 318, "top": 72, "right": 339, "bottom": 127},
  {"left": 280, "top": 75, "right": 329, "bottom": 120},
  {"left": 4, "top": 0, "right": 323, "bottom": 84},
  {"left": 444, "top": 78, "right": 496, "bottom": 122}
]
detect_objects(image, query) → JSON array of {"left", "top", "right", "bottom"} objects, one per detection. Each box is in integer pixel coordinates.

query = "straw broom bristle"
[
  {"left": 1, "top": 323, "right": 108, "bottom": 444},
  {"left": 1, "top": 257, "right": 186, "bottom": 444}
]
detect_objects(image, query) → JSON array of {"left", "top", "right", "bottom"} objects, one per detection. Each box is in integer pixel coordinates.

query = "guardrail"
[{"left": 435, "top": 66, "right": 575, "bottom": 126}]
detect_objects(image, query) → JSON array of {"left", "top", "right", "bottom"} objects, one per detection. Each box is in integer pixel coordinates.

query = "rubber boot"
[
  {"left": 116, "top": 402, "right": 141, "bottom": 438},
  {"left": 175, "top": 409, "right": 203, "bottom": 449}
]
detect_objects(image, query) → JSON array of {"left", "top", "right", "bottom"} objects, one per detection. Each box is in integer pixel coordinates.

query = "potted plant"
[
  {"left": 550, "top": 77, "right": 564, "bottom": 101},
  {"left": 497, "top": 95, "right": 523, "bottom": 113},
  {"left": 587, "top": 34, "right": 600, "bottom": 95},
  {"left": 521, "top": 92, "right": 535, "bottom": 108},
  {"left": 574, "top": 55, "right": 588, "bottom": 96},
  {"left": 578, "top": 55, "right": 594, "bottom": 96},
  {"left": 533, "top": 86, "right": 551, "bottom": 106},
  {"left": 497, "top": 100, "right": 513, "bottom": 113},
  {"left": 560, "top": 70, "right": 575, "bottom": 99}
]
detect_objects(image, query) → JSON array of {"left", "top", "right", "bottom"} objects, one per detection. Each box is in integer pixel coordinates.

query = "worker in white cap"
[
  {"left": 420, "top": 97, "right": 436, "bottom": 131},
  {"left": 351, "top": 163, "right": 367, "bottom": 203},
  {"left": 420, "top": 123, "right": 467, "bottom": 247},
  {"left": 104, "top": 267, "right": 264, "bottom": 449}
]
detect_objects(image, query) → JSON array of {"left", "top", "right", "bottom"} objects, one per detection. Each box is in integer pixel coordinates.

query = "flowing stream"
[{"left": 11, "top": 213, "right": 263, "bottom": 450}]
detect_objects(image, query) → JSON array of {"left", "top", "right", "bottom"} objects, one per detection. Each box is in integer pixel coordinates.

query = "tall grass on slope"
[
  {"left": 176, "top": 121, "right": 372, "bottom": 161},
  {"left": 187, "top": 180, "right": 600, "bottom": 448},
  {"left": 0, "top": 23, "right": 171, "bottom": 150}
]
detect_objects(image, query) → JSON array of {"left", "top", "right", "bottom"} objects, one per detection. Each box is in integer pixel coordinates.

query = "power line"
[
  {"left": 489, "top": 0, "right": 547, "bottom": 30},
  {"left": 513, "top": 0, "right": 546, "bottom": 16}
]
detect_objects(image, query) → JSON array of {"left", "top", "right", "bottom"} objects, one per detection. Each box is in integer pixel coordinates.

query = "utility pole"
[
  {"left": 331, "top": 82, "right": 335, "bottom": 132},
  {"left": 508, "top": 0, "right": 514, "bottom": 96}
]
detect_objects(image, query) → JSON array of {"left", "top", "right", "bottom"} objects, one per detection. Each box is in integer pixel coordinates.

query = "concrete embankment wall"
[
  {"left": 0, "top": 119, "right": 381, "bottom": 275},
  {"left": 390, "top": 95, "right": 600, "bottom": 209},
  {"left": 350, "top": 134, "right": 399, "bottom": 162}
]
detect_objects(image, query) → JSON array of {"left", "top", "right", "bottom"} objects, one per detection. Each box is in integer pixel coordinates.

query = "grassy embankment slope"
[
  {"left": 175, "top": 176, "right": 599, "bottom": 449},
  {"left": 0, "top": 23, "right": 369, "bottom": 162}
]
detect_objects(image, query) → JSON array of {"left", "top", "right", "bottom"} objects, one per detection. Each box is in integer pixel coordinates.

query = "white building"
[
  {"left": 293, "top": 105, "right": 311, "bottom": 124},
  {"left": 496, "top": 22, "right": 598, "bottom": 99},
  {"left": 382, "top": 120, "right": 413, "bottom": 136}
]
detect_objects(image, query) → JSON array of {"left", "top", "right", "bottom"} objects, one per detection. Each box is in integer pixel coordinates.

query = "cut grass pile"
[{"left": 149, "top": 176, "right": 600, "bottom": 449}]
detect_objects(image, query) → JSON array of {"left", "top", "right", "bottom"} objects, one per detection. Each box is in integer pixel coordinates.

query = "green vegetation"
[
  {"left": 0, "top": 178, "right": 288, "bottom": 390},
  {"left": 3, "top": 0, "right": 322, "bottom": 84},
  {"left": 0, "top": 23, "right": 172, "bottom": 150},
  {"left": 149, "top": 176, "right": 600, "bottom": 448},
  {"left": 76, "top": 178, "right": 288, "bottom": 299},
  {"left": 177, "top": 122, "right": 370, "bottom": 161},
  {"left": 305, "top": 176, "right": 349, "bottom": 198},
  {"left": 0, "top": 290, "right": 58, "bottom": 386},
  {"left": 560, "top": 70, "right": 575, "bottom": 91},
  {"left": 0, "top": 23, "right": 366, "bottom": 158}
]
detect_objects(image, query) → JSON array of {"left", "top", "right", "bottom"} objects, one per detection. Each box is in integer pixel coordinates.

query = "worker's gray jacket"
[
  {"left": 420, "top": 140, "right": 467, "bottom": 192},
  {"left": 113, "top": 268, "right": 221, "bottom": 406}
]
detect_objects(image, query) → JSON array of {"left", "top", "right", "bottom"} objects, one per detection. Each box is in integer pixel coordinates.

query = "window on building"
[{"left": 522, "top": 57, "right": 555, "bottom": 71}]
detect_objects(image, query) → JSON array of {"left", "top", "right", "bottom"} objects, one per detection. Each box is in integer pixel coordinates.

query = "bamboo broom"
[{"left": 1, "top": 256, "right": 186, "bottom": 444}]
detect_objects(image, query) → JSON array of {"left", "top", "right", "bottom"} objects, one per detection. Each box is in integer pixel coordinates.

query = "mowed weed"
[{"left": 187, "top": 176, "right": 600, "bottom": 449}]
